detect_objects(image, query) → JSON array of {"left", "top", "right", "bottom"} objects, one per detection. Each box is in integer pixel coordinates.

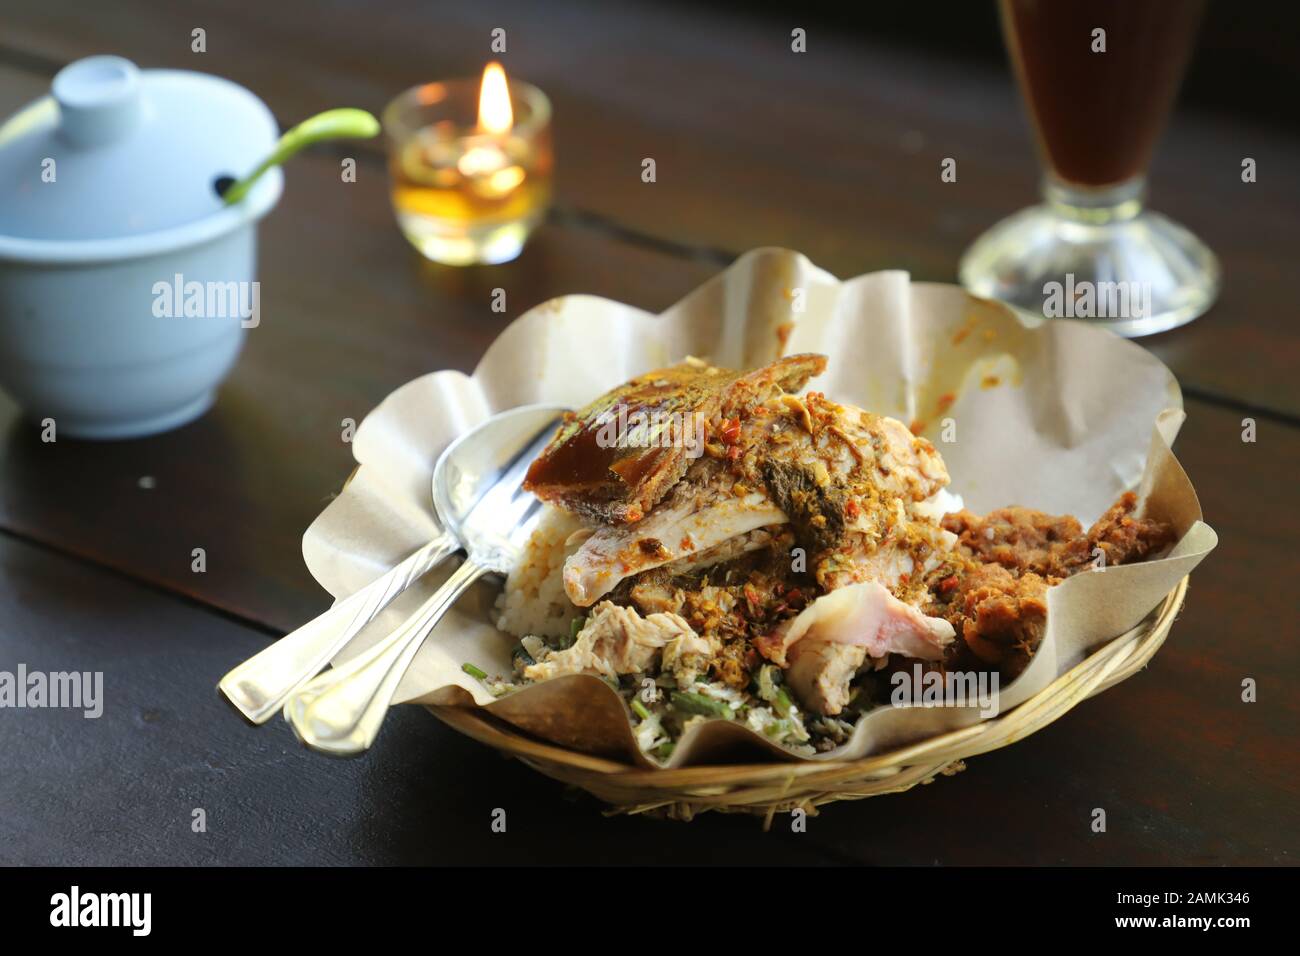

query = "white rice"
[{"left": 494, "top": 505, "right": 588, "bottom": 640}]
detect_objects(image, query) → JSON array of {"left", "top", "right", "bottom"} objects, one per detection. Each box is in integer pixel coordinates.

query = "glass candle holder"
[{"left": 382, "top": 69, "right": 553, "bottom": 266}]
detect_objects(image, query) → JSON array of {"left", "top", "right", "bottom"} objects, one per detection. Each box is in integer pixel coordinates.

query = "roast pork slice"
[{"left": 523, "top": 353, "right": 826, "bottom": 524}]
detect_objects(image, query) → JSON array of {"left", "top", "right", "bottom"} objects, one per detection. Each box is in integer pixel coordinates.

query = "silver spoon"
[
  {"left": 218, "top": 403, "right": 565, "bottom": 724},
  {"left": 283, "top": 403, "right": 568, "bottom": 755}
]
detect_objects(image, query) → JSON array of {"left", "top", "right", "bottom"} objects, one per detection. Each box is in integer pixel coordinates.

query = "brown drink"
[
  {"left": 1001, "top": 0, "right": 1206, "bottom": 188},
  {"left": 962, "top": 0, "right": 1219, "bottom": 335}
]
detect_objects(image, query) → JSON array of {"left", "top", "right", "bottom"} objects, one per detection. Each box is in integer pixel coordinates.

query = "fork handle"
[
  {"left": 284, "top": 557, "right": 489, "bottom": 755},
  {"left": 218, "top": 531, "right": 459, "bottom": 723}
]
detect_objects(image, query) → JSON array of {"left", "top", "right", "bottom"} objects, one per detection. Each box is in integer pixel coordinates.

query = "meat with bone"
[
  {"left": 523, "top": 354, "right": 825, "bottom": 524},
  {"left": 563, "top": 482, "right": 785, "bottom": 606},
  {"left": 785, "top": 641, "right": 868, "bottom": 717},
  {"left": 562, "top": 387, "right": 951, "bottom": 607}
]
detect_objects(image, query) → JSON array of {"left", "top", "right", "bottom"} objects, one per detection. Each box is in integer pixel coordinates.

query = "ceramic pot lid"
[{"left": 0, "top": 56, "right": 279, "bottom": 242}]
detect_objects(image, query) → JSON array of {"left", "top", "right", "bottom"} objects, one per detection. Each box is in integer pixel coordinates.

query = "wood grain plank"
[
  {"left": 3, "top": 427, "right": 1291, "bottom": 867},
  {"left": 795, "top": 399, "right": 1300, "bottom": 863},
  {"left": 2, "top": 0, "right": 1297, "bottom": 414},
  {"left": 0, "top": 63, "right": 717, "bottom": 630},
  {"left": 0, "top": 45, "right": 1295, "bottom": 664},
  {"left": 0, "top": 531, "right": 846, "bottom": 865}
]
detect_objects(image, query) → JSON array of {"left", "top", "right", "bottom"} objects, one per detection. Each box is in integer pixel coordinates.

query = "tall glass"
[{"left": 960, "top": 0, "right": 1218, "bottom": 337}]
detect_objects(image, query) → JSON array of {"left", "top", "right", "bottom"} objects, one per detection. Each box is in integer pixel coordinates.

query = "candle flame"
[{"left": 478, "top": 62, "right": 513, "bottom": 135}]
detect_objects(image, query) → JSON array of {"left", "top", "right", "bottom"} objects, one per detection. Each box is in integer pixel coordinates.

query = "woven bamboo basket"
[{"left": 428, "top": 576, "right": 1188, "bottom": 824}]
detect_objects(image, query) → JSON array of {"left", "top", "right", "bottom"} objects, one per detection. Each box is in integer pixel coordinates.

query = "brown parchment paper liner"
[{"left": 302, "top": 248, "right": 1217, "bottom": 769}]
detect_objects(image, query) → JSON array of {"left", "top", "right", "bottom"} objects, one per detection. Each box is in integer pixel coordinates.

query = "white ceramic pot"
[{"left": 0, "top": 56, "right": 282, "bottom": 439}]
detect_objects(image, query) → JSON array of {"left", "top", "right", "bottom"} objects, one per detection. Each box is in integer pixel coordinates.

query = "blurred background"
[{"left": 725, "top": 0, "right": 1298, "bottom": 126}]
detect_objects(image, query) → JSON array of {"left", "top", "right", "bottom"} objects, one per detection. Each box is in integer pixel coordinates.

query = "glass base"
[
  {"left": 959, "top": 179, "right": 1220, "bottom": 337},
  {"left": 395, "top": 211, "right": 539, "bottom": 266}
]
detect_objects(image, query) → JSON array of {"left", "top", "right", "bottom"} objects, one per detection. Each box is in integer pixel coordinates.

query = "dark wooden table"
[{"left": 0, "top": 0, "right": 1295, "bottom": 865}]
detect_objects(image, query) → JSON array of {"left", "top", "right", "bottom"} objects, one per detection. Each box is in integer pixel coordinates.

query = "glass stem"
[{"left": 1042, "top": 176, "right": 1145, "bottom": 226}]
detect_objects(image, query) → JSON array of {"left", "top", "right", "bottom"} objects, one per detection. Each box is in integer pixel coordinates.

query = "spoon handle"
[
  {"left": 218, "top": 530, "right": 459, "bottom": 723},
  {"left": 284, "top": 558, "right": 490, "bottom": 755}
]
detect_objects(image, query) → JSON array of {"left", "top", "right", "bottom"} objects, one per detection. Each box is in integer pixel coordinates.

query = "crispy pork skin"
[{"left": 523, "top": 354, "right": 826, "bottom": 524}]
